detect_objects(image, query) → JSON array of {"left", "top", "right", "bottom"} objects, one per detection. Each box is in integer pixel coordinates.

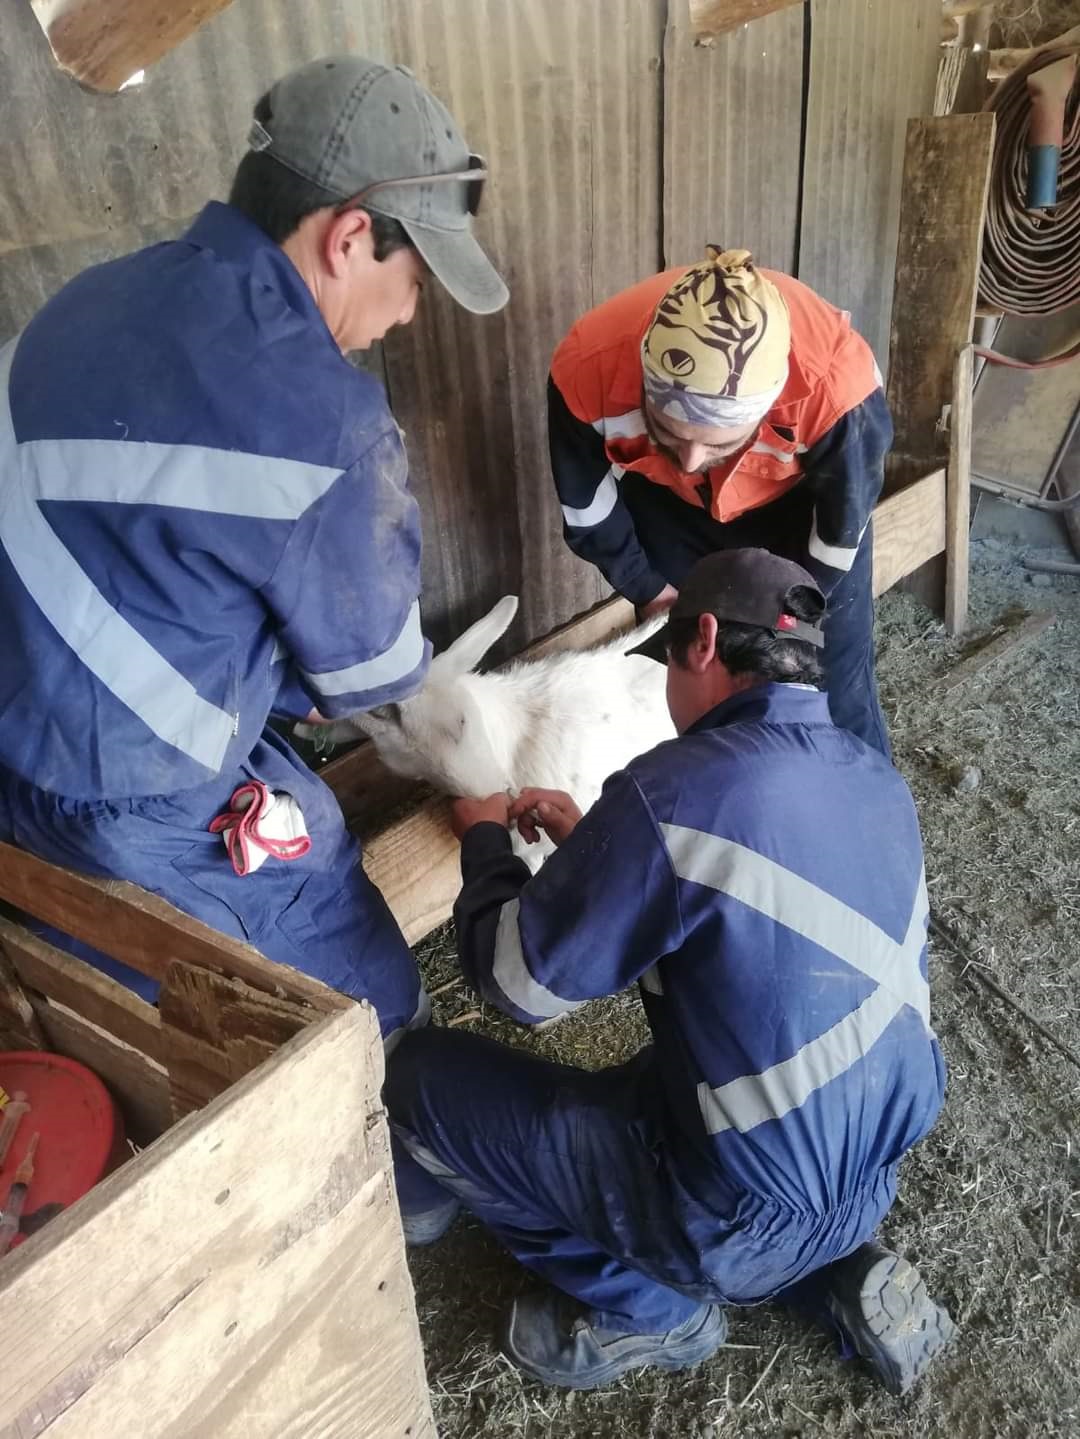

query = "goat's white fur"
[{"left": 296, "top": 596, "right": 675, "bottom": 866}]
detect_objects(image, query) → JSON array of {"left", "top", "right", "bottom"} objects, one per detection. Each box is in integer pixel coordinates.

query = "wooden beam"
[
  {"left": 0, "top": 1004, "right": 436, "bottom": 1438},
  {"left": 886, "top": 115, "right": 995, "bottom": 492},
  {"left": 688, "top": 0, "right": 801, "bottom": 39},
  {"left": 884, "top": 113, "right": 994, "bottom": 613},
  {"left": 363, "top": 799, "right": 460, "bottom": 948},
  {"left": 0, "top": 842, "right": 349, "bottom": 1015},
  {"left": 945, "top": 345, "right": 973, "bottom": 634},
  {"left": 28, "top": 0, "right": 236, "bottom": 93},
  {"left": 159, "top": 962, "right": 319, "bottom": 1120},
  {"left": 0, "top": 919, "right": 162, "bottom": 1061}
]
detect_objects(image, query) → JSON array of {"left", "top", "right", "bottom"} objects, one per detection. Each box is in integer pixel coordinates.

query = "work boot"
[
  {"left": 824, "top": 1243, "right": 956, "bottom": 1395},
  {"left": 503, "top": 1290, "right": 727, "bottom": 1390},
  {"left": 400, "top": 1194, "right": 460, "bottom": 1247}
]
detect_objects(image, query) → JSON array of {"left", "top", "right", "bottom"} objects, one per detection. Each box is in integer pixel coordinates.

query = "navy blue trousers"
[
  {"left": 621, "top": 474, "right": 891, "bottom": 758},
  {"left": 0, "top": 727, "right": 445, "bottom": 1214},
  {"left": 387, "top": 1028, "right": 896, "bottom": 1333}
]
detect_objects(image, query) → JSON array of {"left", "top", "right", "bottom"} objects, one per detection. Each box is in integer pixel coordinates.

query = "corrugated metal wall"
[{"left": 0, "top": 0, "right": 938, "bottom": 653}]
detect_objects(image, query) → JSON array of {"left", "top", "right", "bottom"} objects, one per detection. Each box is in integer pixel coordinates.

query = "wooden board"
[
  {"left": 0, "top": 919, "right": 162, "bottom": 1061},
  {"left": 0, "top": 843, "right": 349, "bottom": 1015},
  {"left": 798, "top": 0, "right": 941, "bottom": 371},
  {"left": 885, "top": 114, "right": 995, "bottom": 491},
  {"left": 30, "top": 1001, "right": 171, "bottom": 1144},
  {"left": 946, "top": 345, "right": 973, "bottom": 635},
  {"left": 870, "top": 469, "right": 947, "bottom": 599},
  {"left": 0, "top": 948, "right": 46, "bottom": 1050},
  {"left": 159, "top": 961, "right": 318, "bottom": 1120},
  {"left": 363, "top": 800, "right": 461, "bottom": 948},
  {"left": 664, "top": 0, "right": 804, "bottom": 272},
  {"left": 884, "top": 112, "right": 994, "bottom": 612},
  {"left": 689, "top": 0, "right": 801, "bottom": 38},
  {"left": 0, "top": 1003, "right": 436, "bottom": 1439},
  {"left": 28, "top": 0, "right": 236, "bottom": 93}
]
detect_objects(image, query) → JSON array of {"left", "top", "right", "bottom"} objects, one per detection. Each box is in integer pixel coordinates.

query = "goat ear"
[{"left": 440, "top": 595, "right": 519, "bottom": 676}]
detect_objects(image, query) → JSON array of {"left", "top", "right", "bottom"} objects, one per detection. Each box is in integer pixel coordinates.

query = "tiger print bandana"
[{"left": 642, "top": 247, "right": 791, "bottom": 428}]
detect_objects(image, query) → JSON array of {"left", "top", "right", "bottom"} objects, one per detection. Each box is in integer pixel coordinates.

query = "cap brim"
[
  {"left": 402, "top": 220, "right": 509, "bottom": 315},
  {"left": 625, "top": 624, "right": 669, "bottom": 665}
]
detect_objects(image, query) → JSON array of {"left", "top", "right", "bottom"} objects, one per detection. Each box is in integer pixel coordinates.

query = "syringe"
[{"left": 0, "top": 1132, "right": 40, "bottom": 1257}]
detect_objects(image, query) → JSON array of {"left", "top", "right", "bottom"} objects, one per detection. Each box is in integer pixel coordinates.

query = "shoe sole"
[
  {"left": 846, "top": 1252, "right": 956, "bottom": 1396},
  {"left": 503, "top": 1309, "right": 727, "bottom": 1391}
]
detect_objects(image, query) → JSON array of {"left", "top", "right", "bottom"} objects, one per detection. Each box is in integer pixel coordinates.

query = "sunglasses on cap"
[{"left": 335, "top": 153, "right": 487, "bottom": 218}]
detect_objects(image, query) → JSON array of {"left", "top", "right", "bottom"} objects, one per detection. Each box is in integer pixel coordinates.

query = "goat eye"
[{"left": 367, "top": 702, "right": 401, "bottom": 724}]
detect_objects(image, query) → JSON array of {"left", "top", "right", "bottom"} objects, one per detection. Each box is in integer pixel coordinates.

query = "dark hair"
[
  {"left": 228, "top": 91, "right": 414, "bottom": 257},
  {"left": 666, "top": 585, "right": 825, "bottom": 686}
]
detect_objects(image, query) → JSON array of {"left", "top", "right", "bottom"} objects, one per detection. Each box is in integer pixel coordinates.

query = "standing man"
[
  {"left": 0, "top": 56, "right": 506, "bottom": 1238},
  {"left": 387, "top": 549, "right": 955, "bottom": 1392},
  {"left": 548, "top": 247, "right": 892, "bottom": 755}
]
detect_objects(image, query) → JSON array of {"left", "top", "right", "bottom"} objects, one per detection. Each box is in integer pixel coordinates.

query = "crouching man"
[{"left": 386, "top": 548, "right": 956, "bottom": 1393}]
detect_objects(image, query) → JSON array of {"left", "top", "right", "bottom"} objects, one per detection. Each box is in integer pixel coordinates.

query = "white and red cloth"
[{"left": 209, "top": 780, "right": 311, "bottom": 877}]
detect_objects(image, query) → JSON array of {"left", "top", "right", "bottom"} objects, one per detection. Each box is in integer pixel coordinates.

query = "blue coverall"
[
  {"left": 387, "top": 684, "right": 946, "bottom": 1328},
  {"left": 0, "top": 202, "right": 443, "bottom": 1209}
]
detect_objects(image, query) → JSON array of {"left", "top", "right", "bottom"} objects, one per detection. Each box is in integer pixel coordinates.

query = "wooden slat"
[
  {"left": 0, "top": 844, "right": 348, "bottom": 1015},
  {"left": 871, "top": 469, "right": 947, "bottom": 599},
  {"left": 945, "top": 345, "right": 973, "bottom": 635},
  {"left": 0, "top": 1004, "right": 436, "bottom": 1439},
  {"left": 885, "top": 114, "right": 995, "bottom": 491},
  {"left": 0, "top": 948, "right": 46, "bottom": 1050},
  {"left": 29, "top": 0, "right": 236, "bottom": 93},
  {"left": 688, "top": 0, "right": 801, "bottom": 38},
  {"left": 799, "top": 0, "right": 941, "bottom": 371},
  {"left": 0, "top": 919, "right": 162, "bottom": 1062},
  {"left": 31, "top": 1001, "right": 171, "bottom": 1145},
  {"left": 159, "top": 962, "right": 319, "bottom": 1120},
  {"left": 939, "top": 611, "right": 1057, "bottom": 702},
  {"left": 363, "top": 800, "right": 460, "bottom": 948},
  {"left": 664, "top": 1, "right": 804, "bottom": 272}
]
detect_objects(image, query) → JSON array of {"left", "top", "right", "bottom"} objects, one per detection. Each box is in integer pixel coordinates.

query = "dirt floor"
[{"left": 405, "top": 536, "right": 1080, "bottom": 1439}]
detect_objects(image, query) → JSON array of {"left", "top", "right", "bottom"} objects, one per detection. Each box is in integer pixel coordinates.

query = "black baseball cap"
[{"left": 631, "top": 548, "right": 826, "bottom": 663}]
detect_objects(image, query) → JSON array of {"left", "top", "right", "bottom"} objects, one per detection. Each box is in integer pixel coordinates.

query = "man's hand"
[
  {"left": 637, "top": 584, "right": 679, "bottom": 622},
  {"left": 509, "top": 789, "right": 584, "bottom": 848},
  {"left": 450, "top": 793, "right": 511, "bottom": 841}
]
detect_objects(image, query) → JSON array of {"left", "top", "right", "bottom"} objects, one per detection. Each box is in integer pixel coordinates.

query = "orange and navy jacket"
[{"left": 548, "top": 266, "right": 891, "bottom": 605}]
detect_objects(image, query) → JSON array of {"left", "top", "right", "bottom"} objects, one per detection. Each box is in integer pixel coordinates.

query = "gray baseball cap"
[{"left": 248, "top": 56, "right": 509, "bottom": 315}]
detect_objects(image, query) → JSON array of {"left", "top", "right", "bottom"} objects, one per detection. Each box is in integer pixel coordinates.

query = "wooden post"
[
  {"left": 945, "top": 344, "right": 974, "bottom": 634},
  {"left": 884, "top": 113, "right": 995, "bottom": 613}
]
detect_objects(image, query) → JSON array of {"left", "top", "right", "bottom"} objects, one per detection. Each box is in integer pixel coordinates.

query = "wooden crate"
[{"left": 0, "top": 848, "right": 434, "bottom": 1439}]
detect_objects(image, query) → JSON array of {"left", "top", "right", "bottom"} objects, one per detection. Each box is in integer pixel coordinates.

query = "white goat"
[{"left": 299, "top": 596, "right": 675, "bottom": 865}]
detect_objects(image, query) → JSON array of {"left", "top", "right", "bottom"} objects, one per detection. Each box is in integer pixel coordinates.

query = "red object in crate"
[{"left": 0, "top": 1051, "right": 126, "bottom": 1251}]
